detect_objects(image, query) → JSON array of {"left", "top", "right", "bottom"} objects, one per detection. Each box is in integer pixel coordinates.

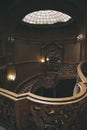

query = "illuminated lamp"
[
  {"left": 40, "top": 57, "right": 45, "bottom": 63},
  {"left": 7, "top": 66, "right": 16, "bottom": 81}
]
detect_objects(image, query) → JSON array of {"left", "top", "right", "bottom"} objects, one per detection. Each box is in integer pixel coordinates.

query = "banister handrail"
[
  {"left": 0, "top": 82, "right": 87, "bottom": 105},
  {"left": 28, "top": 82, "right": 87, "bottom": 105},
  {"left": 77, "top": 61, "right": 87, "bottom": 83},
  {"left": 0, "top": 88, "right": 29, "bottom": 101}
]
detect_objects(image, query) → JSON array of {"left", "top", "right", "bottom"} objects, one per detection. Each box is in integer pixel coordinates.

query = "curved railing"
[
  {"left": 0, "top": 81, "right": 87, "bottom": 130},
  {"left": 77, "top": 61, "right": 87, "bottom": 83},
  {"left": 1, "top": 61, "right": 87, "bottom": 130},
  {"left": 0, "top": 82, "right": 86, "bottom": 104},
  {"left": 26, "top": 82, "right": 86, "bottom": 105},
  {"left": 14, "top": 73, "right": 44, "bottom": 93}
]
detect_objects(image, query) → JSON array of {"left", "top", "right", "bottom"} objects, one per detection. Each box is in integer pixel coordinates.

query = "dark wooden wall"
[{"left": 0, "top": 18, "right": 83, "bottom": 89}]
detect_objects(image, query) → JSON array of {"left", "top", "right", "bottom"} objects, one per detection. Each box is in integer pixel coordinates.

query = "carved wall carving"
[
  {"left": 41, "top": 41, "right": 64, "bottom": 71},
  {"left": 0, "top": 95, "right": 16, "bottom": 130},
  {"left": 29, "top": 98, "right": 87, "bottom": 130}
]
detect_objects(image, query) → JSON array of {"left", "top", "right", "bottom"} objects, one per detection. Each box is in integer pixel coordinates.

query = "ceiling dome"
[{"left": 22, "top": 10, "right": 71, "bottom": 25}]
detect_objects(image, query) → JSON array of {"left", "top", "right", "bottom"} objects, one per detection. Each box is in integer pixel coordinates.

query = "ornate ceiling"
[{"left": 0, "top": 0, "right": 87, "bottom": 33}]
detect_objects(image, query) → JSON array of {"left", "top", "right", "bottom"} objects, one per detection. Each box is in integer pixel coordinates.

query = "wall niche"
[{"left": 41, "top": 41, "right": 64, "bottom": 71}]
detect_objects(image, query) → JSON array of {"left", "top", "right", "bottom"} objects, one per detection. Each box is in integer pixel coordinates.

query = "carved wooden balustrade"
[
  {"left": 0, "top": 62, "right": 87, "bottom": 130},
  {"left": 0, "top": 94, "right": 16, "bottom": 130},
  {"left": 0, "top": 82, "right": 87, "bottom": 130},
  {"left": 0, "top": 89, "right": 30, "bottom": 130}
]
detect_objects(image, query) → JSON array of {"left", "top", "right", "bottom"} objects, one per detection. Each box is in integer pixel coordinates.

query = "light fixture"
[
  {"left": 77, "top": 34, "right": 85, "bottom": 41},
  {"left": 46, "top": 57, "right": 50, "bottom": 61},
  {"left": 40, "top": 57, "right": 45, "bottom": 63},
  {"left": 7, "top": 66, "right": 16, "bottom": 81}
]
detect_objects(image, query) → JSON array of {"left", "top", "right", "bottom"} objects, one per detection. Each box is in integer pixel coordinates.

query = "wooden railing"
[
  {"left": 14, "top": 73, "right": 44, "bottom": 93},
  {"left": 0, "top": 61, "right": 87, "bottom": 130},
  {"left": 77, "top": 61, "right": 87, "bottom": 83},
  {"left": 0, "top": 81, "right": 87, "bottom": 130}
]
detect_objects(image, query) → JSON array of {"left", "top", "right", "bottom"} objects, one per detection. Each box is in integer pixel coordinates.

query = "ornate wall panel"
[{"left": 0, "top": 95, "right": 16, "bottom": 130}]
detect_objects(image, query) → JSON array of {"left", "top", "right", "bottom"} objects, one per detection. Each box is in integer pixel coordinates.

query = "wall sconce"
[
  {"left": 40, "top": 57, "right": 45, "bottom": 63},
  {"left": 77, "top": 34, "right": 85, "bottom": 41},
  {"left": 46, "top": 57, "right": 50, "bottom": 61},
  {"left": 7, "top": 66, "right": 16, "bottom": 81}
]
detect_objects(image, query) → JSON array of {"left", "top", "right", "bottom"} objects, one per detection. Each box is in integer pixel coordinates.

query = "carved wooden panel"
[
  {"left": 41, "top": 42, "right": 63, "bottom": 71},
  {"left": 0, "top": 95, "right": 16, "bottom": 130},
  {"left": 29, "top": 98, "right": 87, "bottom": 130}
]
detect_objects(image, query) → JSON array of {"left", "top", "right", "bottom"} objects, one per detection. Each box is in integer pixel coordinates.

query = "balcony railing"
[
  {"left": 0, "top": 81, "right": 87, "bottom": 130},
  {"left": 0, "top": 62, "right": 87, "bottom": 130}
]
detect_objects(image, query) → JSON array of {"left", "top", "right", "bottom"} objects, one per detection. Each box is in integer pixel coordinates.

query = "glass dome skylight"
[{"left": 22, "top": 10, "right": 71, "bottom": 25}]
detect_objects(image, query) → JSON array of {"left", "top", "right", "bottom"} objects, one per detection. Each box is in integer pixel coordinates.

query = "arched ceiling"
[{"left": 0, "top": 0, "right": 87, "bottom": 34}]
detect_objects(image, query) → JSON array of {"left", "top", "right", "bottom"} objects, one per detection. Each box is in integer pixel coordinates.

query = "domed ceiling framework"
[
  {"left": 0, "top": 0, "right": 86, "bottom": 37},
  {"left": 22, "top": 10, "right": 71, "bottom": 25}
]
